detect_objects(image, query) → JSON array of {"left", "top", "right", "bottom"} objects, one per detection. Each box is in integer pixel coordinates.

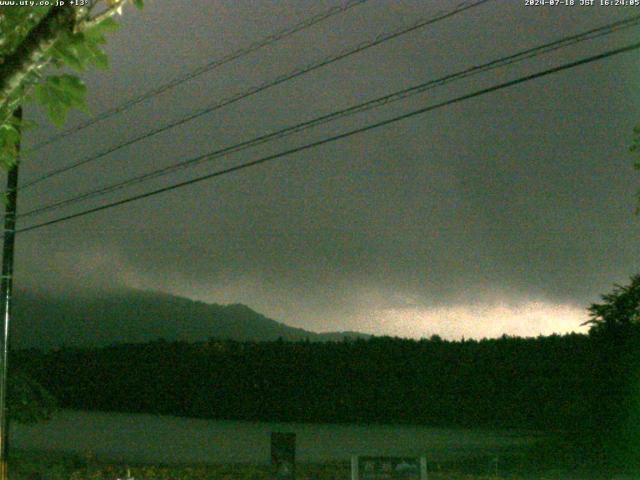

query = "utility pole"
[{"left": 0, "top": 107, "right": 22, "bottom": 480}]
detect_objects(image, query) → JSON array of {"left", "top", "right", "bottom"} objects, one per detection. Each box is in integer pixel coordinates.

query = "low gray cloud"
[{"left": 9, "top": 0, "right": 640, "bottom": 337}]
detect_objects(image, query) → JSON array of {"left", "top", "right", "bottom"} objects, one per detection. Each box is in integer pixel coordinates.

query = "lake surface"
[{"left": 10, "top": 410, "right": 538, "bottom": 465}]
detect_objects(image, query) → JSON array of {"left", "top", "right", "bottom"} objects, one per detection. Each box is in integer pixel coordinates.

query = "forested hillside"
[
  {"left": 14, "top": 331, "right": 637, "bottom": 434},
  {"left": 11, "top": 289, "right": 369, "bottom": 348}
]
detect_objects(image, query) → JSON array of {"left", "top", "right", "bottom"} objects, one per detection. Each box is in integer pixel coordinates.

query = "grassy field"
[{"left": 6, "top": 448, "right": 638, "bottom": 480}]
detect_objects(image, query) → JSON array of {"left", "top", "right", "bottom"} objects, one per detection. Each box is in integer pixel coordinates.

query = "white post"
[
  {"left": 351, "top": 455, "right": 359, "bottom": 480},
  {"left": 420, "top": 456, "right": 427, "bottom": 480}
]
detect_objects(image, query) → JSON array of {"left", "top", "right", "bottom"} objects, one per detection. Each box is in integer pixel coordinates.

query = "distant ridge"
[{"left": 11, "top": 289, "right": 371, "bottom": 349}]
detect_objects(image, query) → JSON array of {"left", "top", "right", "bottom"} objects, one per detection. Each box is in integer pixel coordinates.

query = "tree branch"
[
  {"left": 78, "top": 0, "right": 127, "bottom": 32},
  {"left": 0, "top": 5, "right": 78, "bottom": 124}
]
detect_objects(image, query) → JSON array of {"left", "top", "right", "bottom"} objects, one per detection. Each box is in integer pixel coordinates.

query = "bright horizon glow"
[
  {"left": 352, "top": 301, "right": 590, "bottom": 340},
  {"left": 131, "top": 273, "right": 592, "bottom": 341}
]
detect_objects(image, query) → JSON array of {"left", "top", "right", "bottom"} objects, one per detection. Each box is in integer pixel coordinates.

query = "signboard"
[
  {"left": 271, "top": 432, "right": 296, "bottom": 480},
  {"left": 351, "top": 456, "right": 427, "bottom": 480}
]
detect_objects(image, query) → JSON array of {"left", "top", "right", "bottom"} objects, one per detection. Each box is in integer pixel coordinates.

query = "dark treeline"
[
  {"left": 12, "top": 329, "right": 640, "bottom": 439},
  {"left": 13, "top": 323, "right": 640, "bottom": 467},
  {"left": 11, "top": 276, "right": 640, "bottom": 469}
]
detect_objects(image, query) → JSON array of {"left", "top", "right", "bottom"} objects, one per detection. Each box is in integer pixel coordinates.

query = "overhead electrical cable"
[
  {"left": 15, "top": 40, "right": 640, "bottom": 234},
  {"left": 19, "top": 0, "right": 492, "bottom": 191},
  {"left": 29, "top": 0, "right": 370, "bottom": 152},
  {"left": 17, "top": 13, "right": 640, "bottom": 220}
]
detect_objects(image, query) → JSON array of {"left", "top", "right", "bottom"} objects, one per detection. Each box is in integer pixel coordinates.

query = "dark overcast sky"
[{"left": 8, "top": 0, "right": 640, "bottom": 339}]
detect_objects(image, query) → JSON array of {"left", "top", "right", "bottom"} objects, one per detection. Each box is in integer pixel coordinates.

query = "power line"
[
  {"left": 16, "top": 40, "right": 640, "bottom": 234},
  {"left": 28, "top": 0, "right": 370, "bottom": 152},
  {"left": 19, "top": 0, "right": 492, "bottom": 191},
  {"left": 17, "top": 13, "right": 640, "bottom": 220}
]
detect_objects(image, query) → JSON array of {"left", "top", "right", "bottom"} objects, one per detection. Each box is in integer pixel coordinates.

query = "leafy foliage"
[
  {"left": 0, "top": 1, "right": 143, "bottom": 168},
  {"left": 0, "top": 7, "right": 51, "bottom": 57},
  {"left": 0, "top": 119, "right": 21, "bottom": 170},
  {"left": 13, "top": 278, "right": 640, "bottom": 467},
  {"left": 583, "top": 274, "right": 640, "bottom": 334},
  {"left": 17, "top": 282, "right": 640, "bottom": 468},
  {"left": 51, "top": 17, "right": 120, "bottom": 73},
  {"left": 8, "top": 369, "right": 57, "bottom": 424},
  {"left": 18, "top": 334, "right": 595, "bottom": 430},
  {"left": 0, "top": 0, "right": 143, "bottom": 423},
  {"left": 34, "top": 74, "right": 88, "bottom": 127},
  {"left": 631, "top": 125, "right": 640, "bottom": 213}
]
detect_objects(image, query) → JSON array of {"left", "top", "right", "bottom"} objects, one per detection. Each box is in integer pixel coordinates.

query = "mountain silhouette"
[{"left": 11, "top": 289, "right": 370, "bottom": 349}]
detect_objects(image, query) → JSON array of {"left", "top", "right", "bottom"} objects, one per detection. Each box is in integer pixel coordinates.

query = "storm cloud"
[{"left": 9, "top": 0, "right": 640, "bottom": 338}]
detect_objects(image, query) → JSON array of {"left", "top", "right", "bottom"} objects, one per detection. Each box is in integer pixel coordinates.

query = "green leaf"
[
  {"left": 54, "top": 25, "right": 114, "bottom": 73},
  {"left": 48, "top": 101, "right": 66, "bottom": 128},
  {"left": 0, "top": 124, "right": 19, "bottom": 169},
  {"left": 132, "top": 0, "right": 144, "bottom": 10},
  {"left": 96, "top": 16, "right": 120, "bottom": 32},
  {"left": 86, "top": 43, "right": 109, "bottom": 70},
  {"left": 51, "top": 32, "right": 100, "bottom": 72},
  {"left": 34, "top": 75, "right": 88, "bottom": 127},
  {"left": 83, "top": 17, "right": 120, "bottom": 42},
  {"left": 0, "top": 124, "right": 20, "bottom": 147},
  {"left": 92, "top": 50, "right": 110, "bottom": 70},
  {"left": 33, "top": 83, "right": 50, "bottom": 106},
  {"left": 55, "top": 75, "right": 87, "bottom": 108},
  {"left": 51, "top": 43, "right": 84, "bottom": 71}
]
